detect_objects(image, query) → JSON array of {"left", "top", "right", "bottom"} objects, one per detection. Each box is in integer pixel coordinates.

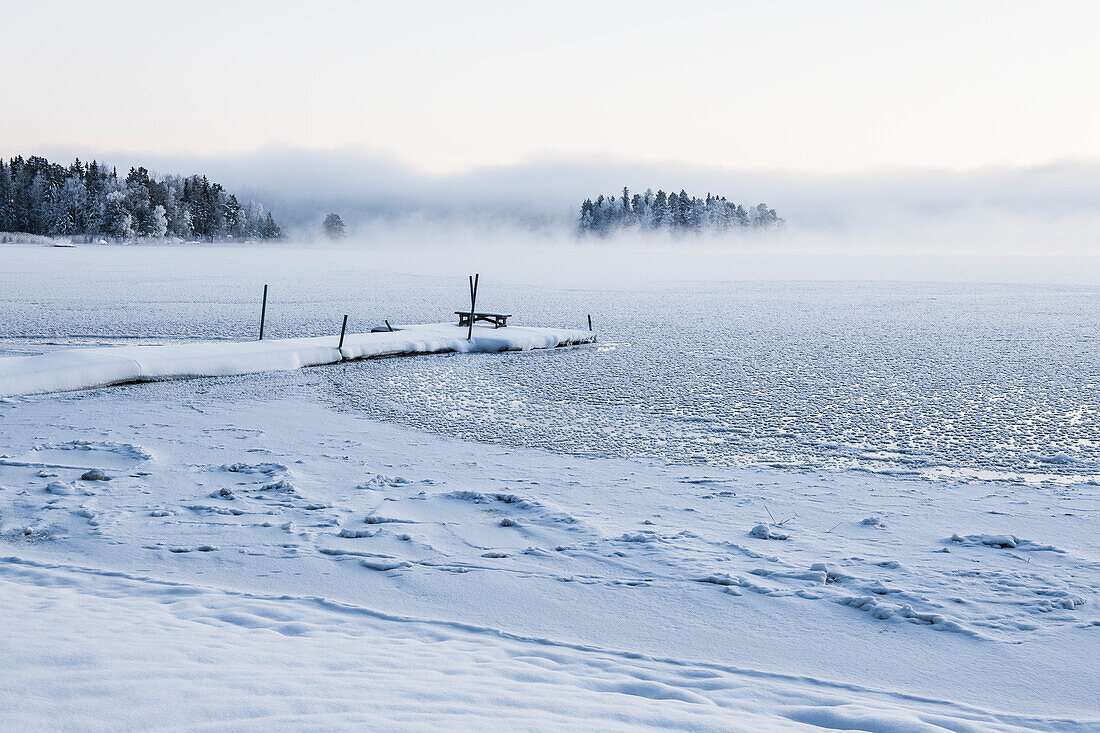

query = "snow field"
[
  {"left": 0, "top": 557, "right": 1064, "bottom": 732},
  {"left": 1, "top": 386, "right": 1097, "bottom": 728}
]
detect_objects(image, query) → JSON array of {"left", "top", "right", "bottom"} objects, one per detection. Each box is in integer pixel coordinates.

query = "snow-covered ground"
[
  {"left": 3, "top": 387, "right": 1097, "bottom": 730},
  {"left": 0, "top": 242, "right": 1098, "bottom": 730}
]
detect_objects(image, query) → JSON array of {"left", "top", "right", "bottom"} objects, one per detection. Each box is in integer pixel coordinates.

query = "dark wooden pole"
[
  {"left": 258, "top": 284, "right": 268, "bottom": 340},
  {"left": 338, "top": 314, "right": 348, "bottom": 349},
  {"left": 588, "top": 314, "right": 592, "bottom": 331},
  {"left": 467, "top": 273, "right": 479, "bottom": 340},
  {"left": 385, "top": 320, "right": 394, "bottom": 332}
]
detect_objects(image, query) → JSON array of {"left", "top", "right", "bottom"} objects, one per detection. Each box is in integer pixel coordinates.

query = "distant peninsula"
[{"left": 0, "top": 155, "right": 280, "bottom": 242}]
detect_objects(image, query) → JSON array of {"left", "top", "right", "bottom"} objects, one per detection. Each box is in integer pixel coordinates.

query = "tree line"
[
  {"left": 579, "top": 188, "right": 780, "bottom": 235},
  {"left": 0, "top": 155, "right": 281, "bottom": 240}
]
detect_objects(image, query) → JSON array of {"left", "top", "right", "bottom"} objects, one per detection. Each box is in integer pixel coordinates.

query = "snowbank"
[{"left": 0, "top": 323, "right": 594, "bottom": 398}]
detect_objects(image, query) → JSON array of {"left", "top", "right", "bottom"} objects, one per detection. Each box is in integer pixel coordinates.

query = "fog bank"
[{"left": 23, "top": 144, "right": 1100, "bottom": 258}]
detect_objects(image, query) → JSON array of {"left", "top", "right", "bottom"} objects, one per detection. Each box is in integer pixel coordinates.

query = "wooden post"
[
  {"left": 338, "top": 314, "right": 348, "bottom": 349},
  {"left": 258, "top": 284, "right": 268, "bottom": 340},
  {"left": 587, "top": 314, "right": 592, "bottom": 332},
  {"left": 467, "top": 273, "right": 479, "bottom": 341}
]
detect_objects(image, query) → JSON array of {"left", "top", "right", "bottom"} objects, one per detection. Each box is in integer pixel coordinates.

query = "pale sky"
[{"left": 4, "top": 0, "right": 1098, "bottom": 175}]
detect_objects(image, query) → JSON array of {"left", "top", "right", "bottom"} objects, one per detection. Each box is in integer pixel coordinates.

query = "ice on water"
[{"left": 327, "top": 282, "right": 1100, "bottom": 486}]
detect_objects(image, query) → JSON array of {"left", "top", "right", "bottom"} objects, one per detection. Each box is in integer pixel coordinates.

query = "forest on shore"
[
  {"left": 0, "top": 155, "right": 280, "bottom": 241},
  {"left": 579, "top": 188, "right": 780, "bottom": 235}
]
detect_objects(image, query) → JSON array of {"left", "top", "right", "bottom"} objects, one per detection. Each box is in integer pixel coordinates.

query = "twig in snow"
[{"left": 763, "top": 502, "right": 797, "bottom": 527}]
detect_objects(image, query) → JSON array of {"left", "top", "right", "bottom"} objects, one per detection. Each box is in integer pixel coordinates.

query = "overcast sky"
[{"left": 4, "top": 0, "right": 1099, "bottom": 176}]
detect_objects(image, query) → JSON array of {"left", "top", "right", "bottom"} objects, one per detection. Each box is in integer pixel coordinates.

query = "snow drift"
[{"left": 0, "top": 323, "right": 595, "bottom": 398}]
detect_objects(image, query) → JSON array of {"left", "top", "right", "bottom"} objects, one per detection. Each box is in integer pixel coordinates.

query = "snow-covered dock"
[{"left": 0, "top": 323, "right": 595, "bottom": 398}]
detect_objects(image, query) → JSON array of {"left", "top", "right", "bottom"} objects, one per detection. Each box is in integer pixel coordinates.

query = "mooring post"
[
  {"left": 467, "top": 273, "right": 479, "bottom": 341},
  {"left": 258, "top": 284, "right": 268, "bottom": 340},
  {"left": 588, "top": 314, "right": 592, "bottom": 331},
  {"left": 338, "top": 314, "right": 348, "bottom": 350},
  {"left": 385, "top": 320, "right": 394, "bottom": 332}
]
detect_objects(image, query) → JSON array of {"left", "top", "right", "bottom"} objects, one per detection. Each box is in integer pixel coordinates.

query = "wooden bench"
[{"left": 455, "top": 311, "right": 511, "bottom": 328}]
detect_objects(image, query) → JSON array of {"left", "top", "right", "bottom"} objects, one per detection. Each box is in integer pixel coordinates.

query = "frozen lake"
[
  {"left": 325, "top": 281, "right": 1100, "bottom": 485},
  {"left": 2, "top": 244, "right": 1098, "bottom": 484}
]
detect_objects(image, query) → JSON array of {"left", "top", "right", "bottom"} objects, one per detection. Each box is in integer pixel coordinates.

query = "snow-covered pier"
[{"left": 0, "top": 323, "right": 595, "bottom": 398}]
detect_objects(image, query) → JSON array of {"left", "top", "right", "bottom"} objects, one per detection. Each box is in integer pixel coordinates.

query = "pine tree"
[
  {"left": 124, "top": 167, "right": 153, "bottom": 235},
  {"left": 261, "top": 212, "right": 281, "bottom": 239},
  {"left": 224, "top": 194, "right": 242, "bottom": 237},
  {"left": 322, "top": 213, "right": 346, "bottom": 239},
  {"left": 579, "top": 199, "right": 594, "bottom": 232},
  {"left": 690, "top": 196, "right": 705, "bottom": 230},
  {"left": 751, "top": 203, "right": 780, "bottom": 228},
  {"left": 29, "top": 173, "right": 50, "bottom": 234},
  {"left": 677, "top": 190, "right": 691, "bottom": 229},
  {"left": 103, "top": 189, "right": 131, "bottom": 238},
  {"left": 653, "top": 190, "right": 667, "bottom": 229},
  {"left": 0, "top": 161, "right": 13, "bottom": 232},
  {"left": 666, "top": 191, "right": 679, "bottom": 230}
]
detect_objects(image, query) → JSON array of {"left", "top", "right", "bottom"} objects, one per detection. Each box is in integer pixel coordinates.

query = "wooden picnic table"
[{"left": 455, "top": 311, "right": 511, "bottom": 328}]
